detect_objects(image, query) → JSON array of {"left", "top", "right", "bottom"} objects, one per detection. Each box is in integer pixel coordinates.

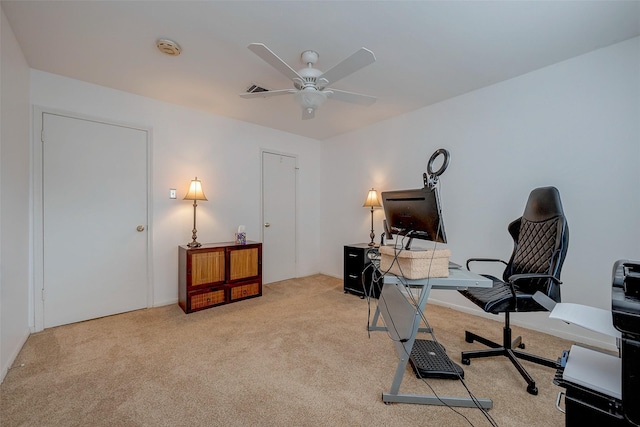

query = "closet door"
[
  {"left": 262, "top": 151, "right": 296, "bottom": 283},
  {"left": 42, "top": 112, "right": 149, "bottom": 327}
]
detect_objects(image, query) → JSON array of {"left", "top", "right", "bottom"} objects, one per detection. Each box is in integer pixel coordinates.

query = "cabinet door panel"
[
  {"left": 191, "top": 250, "right": 225, "bottom": 286},
  {"left": 229, "top": 247, "right": 259, "bottom": 281}
]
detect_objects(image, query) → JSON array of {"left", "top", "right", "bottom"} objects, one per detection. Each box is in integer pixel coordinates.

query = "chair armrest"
[
  {"left": 532, "top": 291, "right": 557, "bottom": 311},
  {"left": 507, "top": 273, "right": 562, "bottom": 285},
  {"left": 500, "top": 274, "right": 562, "bottom": 310},
  {"left": 466, "top": 258, "right": 508, "bottom": 270},
  {"left": 504, "top": 274, "right": 562, "bottom": 311}
]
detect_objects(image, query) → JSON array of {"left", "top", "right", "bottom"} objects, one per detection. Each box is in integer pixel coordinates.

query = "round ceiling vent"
[{"left": 156, "top": 39, "right": 181, "bottom": 56}]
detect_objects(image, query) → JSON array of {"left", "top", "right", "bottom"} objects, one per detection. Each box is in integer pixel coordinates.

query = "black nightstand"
[{"left": 344, "top": 243, "right": 380, "bottom": 298}]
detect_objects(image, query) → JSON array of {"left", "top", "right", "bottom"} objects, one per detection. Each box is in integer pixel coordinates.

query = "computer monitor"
[{"left": 381, "top": 186, "right": 447, "bottom": 250}]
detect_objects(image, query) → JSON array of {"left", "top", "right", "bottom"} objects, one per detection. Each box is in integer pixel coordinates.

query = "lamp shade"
[
  {"left": 362, "top": 188, "right": 381, "bottom": 208},
  {"left": 184, "top": 177, "right": 207, "bottom": 201}
]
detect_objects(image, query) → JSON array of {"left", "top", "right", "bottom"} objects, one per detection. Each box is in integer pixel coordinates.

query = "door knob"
[
  {"left": 137, "top": 225, "right": 145, "bottom": 232},
  {"left": 264, "top": 222, "right": 270, "bottom": 228}
]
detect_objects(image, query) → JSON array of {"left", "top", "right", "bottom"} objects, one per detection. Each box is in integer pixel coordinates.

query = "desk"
[
  {"left": 371, "top": 269, "right": 493, "bottom": 408},
  {"left": 369, "top": 268, "right": 491, "bottom": 332}
]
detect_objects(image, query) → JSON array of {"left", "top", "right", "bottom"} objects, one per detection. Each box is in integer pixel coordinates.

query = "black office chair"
[{"left": 459, "top": 186, "right": 569, "bottom": 395}]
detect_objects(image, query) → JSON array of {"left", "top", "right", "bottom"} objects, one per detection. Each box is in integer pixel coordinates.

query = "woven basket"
[{"left": 379, "top": 245, "right": 451, "bottom": 279}]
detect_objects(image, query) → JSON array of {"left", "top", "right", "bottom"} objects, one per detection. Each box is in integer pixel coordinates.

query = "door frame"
[
  {"left": 260, "top": 148, "right": 298, "bottom": 281},
  {"left": 32, "top": 106, "right": 154, "bottom": 332}
]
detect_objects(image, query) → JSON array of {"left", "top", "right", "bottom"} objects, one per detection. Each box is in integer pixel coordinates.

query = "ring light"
[{"left": 424, "top": 149, "right": 450, "bottom": 189}]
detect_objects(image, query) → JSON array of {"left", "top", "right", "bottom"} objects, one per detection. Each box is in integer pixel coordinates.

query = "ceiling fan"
[{"left": 240, "top": 43, "right": 377, "bottom": 120}]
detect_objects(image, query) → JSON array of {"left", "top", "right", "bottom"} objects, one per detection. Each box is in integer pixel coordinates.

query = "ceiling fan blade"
[
  {"left": 302, "top": 108, "right": 315, "bottom": 120},
  {"left": 239, "top": 89, "right": 296, "bottom": 99},
  {"left": 248, "top": 43, "right": 301, "bottom": 81},
  {"left": 319, "top": 48, "right": 376, "bottom": 85},
  {"left": 325, "top": 89, "right": 376, "bottom": 105}
]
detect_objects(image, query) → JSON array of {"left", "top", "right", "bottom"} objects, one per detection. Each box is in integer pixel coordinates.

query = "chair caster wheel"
[
  {"left": 462, "top": 358, "right": 470, "bottom": 366},
  {"left": 527, "top": 384, "right": 538, "bottom": 395},
  {"left": 518, "top": 343, "right": 526, "bottom": 349}
]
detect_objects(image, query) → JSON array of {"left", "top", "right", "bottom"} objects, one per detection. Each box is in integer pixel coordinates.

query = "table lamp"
[
  {"left": 184, "top": 177, "right": 207, "bottom": 248},
  {"left": 362, "top": 188, "right": 382, "bottom": 247}
]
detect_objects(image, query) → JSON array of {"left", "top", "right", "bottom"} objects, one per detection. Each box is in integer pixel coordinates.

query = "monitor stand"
[{"left": 409, "top": 339, "right": 464, "bottom": 380}]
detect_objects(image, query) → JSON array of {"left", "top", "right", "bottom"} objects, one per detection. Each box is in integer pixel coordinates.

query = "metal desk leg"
[
  {"left": 368, "top": 288, "right": 433, "bottom": 333},
  {"left": 379, "top": 279, "right": 493, "bottom": 409}
]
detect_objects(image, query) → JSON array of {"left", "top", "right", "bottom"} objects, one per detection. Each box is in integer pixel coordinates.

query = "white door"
[
  {"left": 262, "top": 151, "right": 296, "bottom": 284},
  {"left": 42, "top": 113, "right": 148, "bottom": 328}
]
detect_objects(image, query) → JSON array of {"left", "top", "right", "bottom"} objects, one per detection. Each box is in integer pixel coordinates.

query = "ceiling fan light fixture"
[{"left": 294, "top": 88, "right": 327, "bottom": 112}]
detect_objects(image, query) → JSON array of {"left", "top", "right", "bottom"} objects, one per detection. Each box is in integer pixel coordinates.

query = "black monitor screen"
[{"left": 381, "top": 187, "right": 447, "bottom": 246}]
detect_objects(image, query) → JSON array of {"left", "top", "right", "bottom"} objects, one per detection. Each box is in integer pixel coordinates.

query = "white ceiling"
[{"left": 2, "top": 1, "right": 639, "bottom": 140}]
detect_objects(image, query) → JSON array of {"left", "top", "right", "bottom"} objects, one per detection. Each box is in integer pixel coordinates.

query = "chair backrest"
[{"left": 504, "top": 186, "right": 569, "bottom": 303}]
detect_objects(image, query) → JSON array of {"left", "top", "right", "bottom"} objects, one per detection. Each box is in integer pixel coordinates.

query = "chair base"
[{"left": 461, "top": 329, "right": 557, "bottom": 396}]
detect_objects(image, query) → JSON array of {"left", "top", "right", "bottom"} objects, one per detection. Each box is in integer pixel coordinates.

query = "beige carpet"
[{"left": 1, "top": 275, "right": 572, "bottom": 426}]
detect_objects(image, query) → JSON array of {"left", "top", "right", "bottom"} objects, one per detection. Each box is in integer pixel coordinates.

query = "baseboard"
[
  {"left": 1, "top": 327, "right": 31, "bottom": 384},
  {"left": 153, "top": 298, "right": 178, "bottom": 308}
]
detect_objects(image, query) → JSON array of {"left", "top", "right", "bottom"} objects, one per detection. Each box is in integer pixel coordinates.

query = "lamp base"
[{"left": 187, "top": 241, "right": 202, "bottom": 248}]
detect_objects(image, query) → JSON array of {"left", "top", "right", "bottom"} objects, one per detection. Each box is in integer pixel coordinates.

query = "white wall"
[
  {"left": 3, "top": 24, "right": 637, "bottom": 377},
  {"left": 320, "top": 37, "right": 640, "bottom": 349},
  {"left": 30, "top": 70, "right": 321, "bottom": 311},
  {"left": 1, "top": 9, "right": 31, "bottom": 381}
]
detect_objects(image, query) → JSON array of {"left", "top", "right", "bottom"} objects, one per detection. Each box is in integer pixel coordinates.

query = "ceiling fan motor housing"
[{"left": 294, "top": 67, "right": 324, "bottom": 90}]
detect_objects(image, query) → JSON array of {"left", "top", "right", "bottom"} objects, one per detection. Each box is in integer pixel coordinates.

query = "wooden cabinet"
[
  {"left": 344, "top": 244, "right": 380, "bottom": 298},
  {"left": 179, "top": 241, "right": 262, "bottom": 313}
]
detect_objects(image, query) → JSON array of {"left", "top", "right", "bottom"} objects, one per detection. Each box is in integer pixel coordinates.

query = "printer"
[{"left": 553, "top": 260, "right": 640, "bottom": 426}]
